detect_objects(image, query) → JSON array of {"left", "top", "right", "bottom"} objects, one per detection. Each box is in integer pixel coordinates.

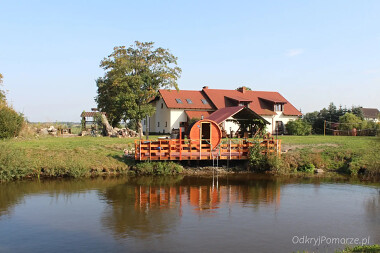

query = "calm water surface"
[{"left": 0, "top": 174, "right": 379, "bottom": 253}]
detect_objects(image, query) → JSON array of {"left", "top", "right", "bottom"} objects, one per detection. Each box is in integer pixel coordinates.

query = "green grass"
[
  {"left": 278, "top": 135, "right": 377, "bottom": 146},
  {"left": 276, "top": 135, "right": 380, "bottom": 176},
  {"left": 0, "top": 136, "right": 146, "bottom": 181},
  {"left": 1, "top": 135, "right": 379, "bottom": 181},
  {"left": 294, "top": 244, "right": 380, "bottom": 253}
]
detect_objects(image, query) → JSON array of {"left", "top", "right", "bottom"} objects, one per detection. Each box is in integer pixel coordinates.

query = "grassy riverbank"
[
  {"left": 0, "top": 135, "right": 379, "bottom": 181},
  {"left": 276, "top": 135, "right": 380, "bottom": 176},
  {"left": 0, "top": 136, "right": 137, "bottom": 181}
]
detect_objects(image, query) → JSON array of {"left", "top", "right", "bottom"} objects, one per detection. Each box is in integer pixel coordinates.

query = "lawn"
[
  {"left": 0, "top": 136, "right": 146, "bottom": 181},
  {"left": 0, "top": 135, "right": 379, "bottom": 181},
  {"left": 277, "top": 135, "right": 380, "bottom": 176}
]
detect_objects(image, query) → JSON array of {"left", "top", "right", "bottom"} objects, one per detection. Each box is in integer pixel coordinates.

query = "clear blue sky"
[{"left": 1, "top": 0, "right": 379, "bottom": 122}]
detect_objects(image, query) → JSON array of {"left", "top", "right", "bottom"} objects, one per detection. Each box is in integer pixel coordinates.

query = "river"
[{"left": 0, "top": 174, "right": 379, "bottom": 253}]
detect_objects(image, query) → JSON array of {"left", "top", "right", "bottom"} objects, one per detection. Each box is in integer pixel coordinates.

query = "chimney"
[
  {"left": 203, "top": 86, "right": 208, "bottom": 90},
  {"left": 238, "top": 86, "right": 246, "bottom": 93}
]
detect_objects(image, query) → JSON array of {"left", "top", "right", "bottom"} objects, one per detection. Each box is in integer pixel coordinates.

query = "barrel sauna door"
[
  {"left": 201, "top": 122, "right": 212, "bottom": 151},
  {"left": 201, "top": 122, "right": 211, "bottom": 140}
]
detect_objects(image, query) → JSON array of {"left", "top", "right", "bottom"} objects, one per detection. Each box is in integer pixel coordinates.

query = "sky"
[{"left": 0, "top": 0, "right": 379, "bottom": 122}]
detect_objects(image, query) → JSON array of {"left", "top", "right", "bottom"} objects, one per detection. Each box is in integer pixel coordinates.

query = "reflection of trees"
[
  {"left": 0, "top": 177, "right": 128, "bottom": 219},
  {"left": 365, "top": 190, "right": 380, "bottom": 242}
]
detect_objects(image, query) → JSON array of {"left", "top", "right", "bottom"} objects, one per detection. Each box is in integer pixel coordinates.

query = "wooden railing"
[{"left": 135, "top": 138, "right": 281, "bottom": 161}]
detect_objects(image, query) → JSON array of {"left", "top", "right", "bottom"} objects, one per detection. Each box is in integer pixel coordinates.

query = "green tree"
[
  {"left": 351, "top": 106, "right": 364, "bottom": 120},
  {"left": 236, "top": 86, "right": 252, "bottom": 91},
  {"left": 95, "top": 41, "right": 181, "bottom": 137},
  {"left": 285, "top": 119, "right": 312, "bottom": 135},
  {"left": 0, "top": 73, "right": 6, "bottom": 103},
  {"left": 339, "top": 112, "right": 363, "bottom": 131},
  {"left": 0, "top": 74, "right": 24, "bottom": 139}
]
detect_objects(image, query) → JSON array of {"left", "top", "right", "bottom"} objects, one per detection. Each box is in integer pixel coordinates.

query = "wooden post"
[
  {"left": 229, "top": 139, "right": 231, "bottom": 160},
  {"left": 169, "top": 140, "right": 172, "bottom": 160},
  {"left": 149, "top": 140, "right": 151, "bottom": 161},
  {"left": 139, "top": 140, "right": 141, "bottom": 161},
  {"left": 199, "top": 125, "right": 202, "bottom": 160},
  {"left": 324, "top": 120, "right": 326, "bottom": 136},
  {"left": 179, "top": 127, "right": 182, "bottom": 161}
]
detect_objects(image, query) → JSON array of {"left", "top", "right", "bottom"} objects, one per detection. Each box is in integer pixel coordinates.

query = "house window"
[
  {"left": 143, "top": 119, "right": 146, "bottom": 126},
  {"left": 175, "top": 98, "right": 183, "bottom": 104},
  {"left": 274, "top": 104, "right": 283, "bottom": 112},
  {"left": 201, "top": 99, "right": 208, "bottom": 104},
  {"left": 161, "top": 103, "right": 164, "bottom": 109},
  {"left": 165, "top": 122, "right": 167, "bottom": 127},
  {"left": 186, "top": 99, "right": 193, "bottom": 104},
  {"left": 158, "top": 122, "right": 160, "bottom": 127}
]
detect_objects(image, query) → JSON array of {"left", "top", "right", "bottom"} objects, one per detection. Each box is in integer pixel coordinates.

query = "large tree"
[
  {"left": 95, "top": 41, "right": 181, "bottom": 137},
  {"left": 0, "top": 73, "right": 5, "bottom": 103}
]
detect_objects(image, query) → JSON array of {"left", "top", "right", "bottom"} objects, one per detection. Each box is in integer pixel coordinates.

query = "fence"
[{"left": 135, "top": 138, "right": 281, "bottom": 161}]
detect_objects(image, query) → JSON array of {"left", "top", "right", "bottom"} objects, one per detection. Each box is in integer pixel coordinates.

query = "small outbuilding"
[
  {"left": 188, "top": 119, "right": 222, "bottom": 150},
  {"left": 207, "top": 106, "right": 269, "bottom": 138}
]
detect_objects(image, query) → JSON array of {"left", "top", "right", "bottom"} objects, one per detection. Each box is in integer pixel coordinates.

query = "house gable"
[{"left": 201, "top": 87, "right": 302, "bottom": 116}]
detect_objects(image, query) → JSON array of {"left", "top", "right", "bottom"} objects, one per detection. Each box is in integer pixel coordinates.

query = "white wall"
[
  {"left": 143, "top": 97, "right": 171, "bottom": 134},
  {"left": 170, "top": 109, "right": 187, "bottom": 130},
  {"left": 262, "top": 112, "right": 299, "bottom": 134}
]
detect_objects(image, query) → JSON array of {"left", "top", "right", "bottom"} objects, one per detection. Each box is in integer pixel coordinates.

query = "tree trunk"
[
  {"left": 137, "top": 121, "right": 143, "bottom": 139},
  {"left": 101, "top": 114, "right": 113, "bottom": 136}
]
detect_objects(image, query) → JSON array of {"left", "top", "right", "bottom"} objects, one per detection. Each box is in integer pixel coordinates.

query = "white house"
[
  {"left": 361, "top": 108, "right": 379, "bottom": 123},
  {"left": 143, "top": 86, "right": 302, "bottom": 135}
]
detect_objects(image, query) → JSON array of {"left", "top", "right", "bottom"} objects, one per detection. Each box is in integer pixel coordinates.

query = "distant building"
[
  {"left": 143, "top": 86, "right": 302, "bottom": 135},
  {"left": 361, "top": 108, "right": 379, "bottom": 122}
]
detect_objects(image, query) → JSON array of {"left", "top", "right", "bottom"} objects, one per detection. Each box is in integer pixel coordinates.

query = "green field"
[
  {"left": 0, "top": 135, "right": 379, "bottom": 181},
  {"left": 0, "top": 136, "right": 139, "bottom": 181},
  {"left": 277, "top": 135, "right": 380, "bottom": 176}
]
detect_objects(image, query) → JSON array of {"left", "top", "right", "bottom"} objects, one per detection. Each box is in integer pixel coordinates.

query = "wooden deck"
[{"left": 135, "top": 138, "right": 281, "bottom": 161}]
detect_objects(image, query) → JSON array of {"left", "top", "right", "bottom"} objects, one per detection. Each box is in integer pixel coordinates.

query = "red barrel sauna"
[{"left": 188, "top": 119, "right": 222, "bottom": 150}]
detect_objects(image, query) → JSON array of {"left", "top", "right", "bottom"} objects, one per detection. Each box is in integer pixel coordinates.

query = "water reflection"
[
  {"left": 0, "top": 175, "right": 379, "bottom": 253},
  {"left": 365, "top": 189, "right": 380, "bottom": 243},
  {"left": 99, "top": 175, "right": 282, "bottom": 238}
]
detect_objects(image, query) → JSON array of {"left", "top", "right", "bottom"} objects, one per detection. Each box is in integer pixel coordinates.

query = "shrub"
[
  {"left": 298, "top": 163, "right": 315, "bottom": 173},
  {"left": 248, "top": 142, "right": 267, "bottom": 171},
  {"left": 285, "top": 119, "right": 312, "bottom": 136},
  {"left": 336, "top": 244, "right": 380, "bottom": 253},
  {"left": 0, "top": 104, "right": 24, "bottom": 139},
  {"left": 0, "top": 146, "right": 35, "bottom": 181},
  {"left": 134, "top": 161, "right": 183, "bottom": 175},
  {"left": 339, "top": 112, "right": 363, "bottom": 131}
]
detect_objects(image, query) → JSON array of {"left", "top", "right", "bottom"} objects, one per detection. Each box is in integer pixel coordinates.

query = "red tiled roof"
[
  {"left": 361, "top": 108, "right": 379, "bottom": 119},
  {"left": 258, "top": 96, "right": 287, "bottom": 104},
  {"left": 225, "top": 95, "right": 252, "bottom": 102},
  {"left": 185, "top": 110, "right": 212, "bottom": 120},
  {"left": 159, "top": 90, "right": 214, "bottom": 109},
  {"left": 202, "top": 88, "right": 302, "bottom": 116}
]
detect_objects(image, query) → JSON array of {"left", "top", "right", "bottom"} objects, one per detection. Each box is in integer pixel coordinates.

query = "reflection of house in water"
[
  {"left": 101, "top": 177, "right": 282, "bottom": 239},
  {"left": 133, "top": 179, "right": 281, "bottom": 214}
]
